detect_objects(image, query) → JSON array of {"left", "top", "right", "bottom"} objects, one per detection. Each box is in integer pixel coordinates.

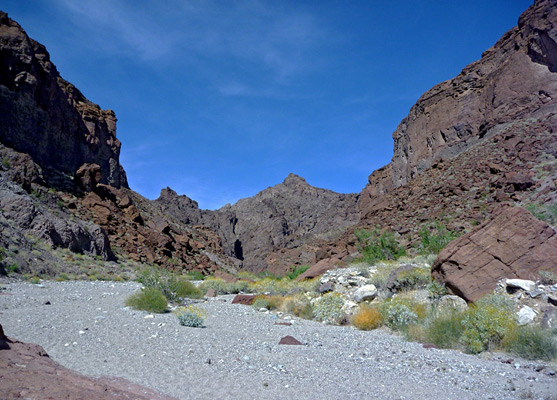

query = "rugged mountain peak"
[
  {"left": 282, "top": 173, "right": 307, "bottom": 187},
  {"left": 0, "top": 11, "right": 127, "bottom": 188},
  {"left": 361, "top": 0, "right": 557, "bottom": 202}
]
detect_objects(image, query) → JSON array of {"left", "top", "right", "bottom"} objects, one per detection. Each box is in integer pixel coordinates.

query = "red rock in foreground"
[
  {"left": 0, "top": 325, "right": 176, "bottom": 400},
  {"left": 432, "top": 207, "right": 557, "bottom": 302}
]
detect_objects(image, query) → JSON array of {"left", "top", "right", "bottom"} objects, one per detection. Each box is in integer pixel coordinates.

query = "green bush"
[
  {"left": 199, "top": 277, "right": 229, "bottom": 294},
  {"left": 391, "top": 267, "right": 431, "bottom": 292},
  {"left": 253, "top": 297, "right": 270, "bottom": 310},
  {"left": 186, "top": 270, "right": 205, "bottom": 280},
  {"left": 380, "top": 300, "right": 418, "bottom": 330},
  {"left": 462, "top": 294, "right": 516, "bottom": 354},
  {"left": 287, "top": 265, "right": 310, "bottom": 280},
  {"left": 283, "top": 294, "right": 314, "bottom": 320},
  {"left": 502, "top": 325, "right": 557, "bottom": 361},
  {"left": 427, "top": 280, "right": 447, "bottom": 299},
  {"left": 175, "top": 305, "right": 205, "bottom": 328},
  {"left": 418, "top": 221, "right": 459, "bottom": 255},
  {"left": 313, "top": 293, "right": 346, "bottom": 325},
  {"left": 355, "top": 228, "right": 406, "bottom": 265},
  {"left": 525, "top": 203, "right": 557, "bottom": 226},
  {"left": 125, "top": 288, "right": 167, "bottom": 313},
  {"left": 424, "top": 309, "right": 465, "bottom": 349},
  {"left": 138, "top": 267, "right": 202, "bottom": 300}
]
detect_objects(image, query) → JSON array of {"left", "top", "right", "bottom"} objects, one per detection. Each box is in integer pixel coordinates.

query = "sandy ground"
[{"left": 0, "top": 280, "right": 555, "bottom": 400}]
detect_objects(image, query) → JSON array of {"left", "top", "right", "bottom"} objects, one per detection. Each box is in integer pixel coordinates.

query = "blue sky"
[{"left": 3, "top": 1, "right": 532, "bottom": 209}]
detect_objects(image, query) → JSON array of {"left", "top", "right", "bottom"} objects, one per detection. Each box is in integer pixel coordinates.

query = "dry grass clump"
[
  {"left": 125, "top": 288, "right": 167, "bottom": 313},
  {"left": 281, "top": 294, "right": 314, "bottom": 320},
  {"left": 351, "top": 304, "right": 383, "bottom": 330}
]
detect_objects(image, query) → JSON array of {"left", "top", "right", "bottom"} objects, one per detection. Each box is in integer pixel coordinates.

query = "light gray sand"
[{"left": 0, "top": 280, "right": 555, "bottom": 399}]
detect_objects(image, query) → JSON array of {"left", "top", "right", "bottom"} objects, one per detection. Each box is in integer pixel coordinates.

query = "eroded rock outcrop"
[
  {"left": 156, "top": 174, "right": 360, "bottom": 273},
  {"left": 0, "top": 11, "right": 127, "bottom": 188},
  {"left": 431, "top": 207, "right": 557, "bottom": 302},
  {"left": 361, "top": 0, "right": 557, "bottom": 199},
  {"left": 0, "top": 325, "right": 177, "bottom": 400}
]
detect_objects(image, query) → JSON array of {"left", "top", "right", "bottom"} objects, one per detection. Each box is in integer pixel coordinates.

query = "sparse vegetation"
[
  {"left": 461, "top": 294, "right": 516, "bottom": 354},
  {"left": 351, "top": 304, "right": 383, "bottom": 330},
  {"left": 525, "top": 203, "right": 557, "bottom": 226},
  {"left": 174, "top": 305, "right": 205, "bottom": 328},
  {"left": 502, "top": 325, "right": 557, "bottom": 361},
  {"left": 138, "top": 266, "right": 202, "bottom": 301},
  {"left": 313, "top": 292, "right": 346, "bottom": 325},
  {"left": 1, "top": 158, "right": 10, "bottom": 169},
  {"left": 252, "top": 297, "right": 270, "bottom": 310},
  {"left": 287, "top": 265, "right": 309, "bottom": 280},
  {"left": 418, "top": 221, "right": 459, "bottom": 255},
  {"left": 355, "top": 228, "right": 406, "bottom": 265},
  {"left": 125, "top": 288, "right": 168, "bottom": 313}
]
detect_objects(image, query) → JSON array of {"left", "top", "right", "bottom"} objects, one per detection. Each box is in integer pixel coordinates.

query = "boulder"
[
  {"left": 297, "top": 257, "right": 342, "bottom": 281},
  {"left": 74, "top": 163, "right": 102, "bottom": 192},
  {"left": 278, "top": 335, "right": 303, "bottom": 345},
  {"left": 352, "top": 285, "right": 378, "bottom": 303},
  {"left": 506, "top": 279, "right": 536, "bottom": 292},
  {"left": 517, "top": 306, "right": 536, "bottom": 325},
  {"left": 231, "top": 294, "right": 257, "bottom": 305},
  {"left": 436, "top": 295, "right": 468, "bottom": 313},
  {"left": 0, "top": 326, "right": 176, "bottom": 399},
  {"left": 204, "top": 289, "right": 217, "bottom": 298},
  {"left": 432, "top": 207, "right": 557, "bottom": 302}
]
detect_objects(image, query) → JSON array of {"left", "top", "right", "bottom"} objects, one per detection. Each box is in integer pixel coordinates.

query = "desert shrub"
[
  {"left": 502, "top": 325, "right": 557, "bottom": 361},
  {"left": 462, "top": 294, "right": 516, "bottom": 354},
  {"left": 138, "top": 267, "right": 202, "bottom": 300},
  {"left": 538, "top": 270, "right": 557, "bottom": 285},
  {"left": 227, "top": 280, "right": 251, "bottom": 294},
  {"left": 125, "top": 288, "right": 167, "bottom": 313},
  {"left": 355, "top": 228, "right": 406, "bottom": 265},
  {"left": 424, "top": 309, "right": 465, "bottom": 349},
  {"left": 6, "top": 263, "right": 20, "bottom": 274},
  {"left": 199, "top": 277, "right": 228, "bottom": 295},
  {"left": 427, "top": 280, "right": 447, "bottom": 299},
  {"left": 380, "top": 301, "right": 418, "bottom": 330},
  {"left": 287, "top": 265, "right": 310, "bottom": 280},
  {"left": 186, "top": 270, "right": 205, "bottom": 280},
  {"left": 418, "top": 221, "right": 459, "bottom": 255},
  {"left": 313, "top": 293, "right": 346, "bottom": 325},
  {"left": 351, "top": 304, "right": 383, "bottom": 330},
  {"left": 175, "top": 305, "right": 205, "bottom": 328},
  {"left": 266, "top": 295, "right": 285, "bottom": 310},
  {"left": 391, "top": 267, "right": 431, "bottom": 292},
  {"left": 282, "top": 294, "right": 314, "bottom": 319},
  {"left": 525, "top": 203, "right": 557, "bottom": 226},
  {"left": 29, "top": 276, "right": 41, "bottom": 284},
  {"left": 252, "top": 297, "right": 270, "bottom": 310},
  {"left": 1, "top": 158, "right": 10, "bottom": 169},
  {"left": 251, "top": 277, "right": 317, "bottom": 296}
]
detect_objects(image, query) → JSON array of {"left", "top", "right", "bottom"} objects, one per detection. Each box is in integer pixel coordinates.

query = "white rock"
[
  {"left": 144, "top": 314, "right": 154, "bottom": 319},
  {"left": 506, "top": 279, "right": 536, "bottom": 292},
  {"left": 437, "top": 295, "right": 468, "bottom": 313},
  {"left": 517, "top": 305, "right": 536, "bottom": 325},
  {"left": 353, "top": 285, "right": 378, "bottom": 302}
]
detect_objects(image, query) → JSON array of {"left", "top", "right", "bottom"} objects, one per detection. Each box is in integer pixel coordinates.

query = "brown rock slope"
[
  {"left": 0, "top": 325, "right": 177, "bottom": 400},
  {"left": 431, "top": 206, "right": 557, "bottom": 303},
  {"left": 305, "top": 0, "right": 557, "bottom": 269},
  {"left": 155, "top": 173, "right": 360, "bottom": 274},
  {"left": 361, "top": 0, "right": 557, "bottom": 198}
]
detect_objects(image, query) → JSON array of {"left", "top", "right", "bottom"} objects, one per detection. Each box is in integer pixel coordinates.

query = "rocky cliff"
[
  {"left": 0, "top": 11, "right": 233, "bottom": 277},
  {"left": 156, "top": 174, "right": 360, "bottom": 273},
  {"left": 0, "top": 11, "right": 127, "bottom": 189},
  {"left": 360, "top": 0, "right": 557, "bottom": 206}
]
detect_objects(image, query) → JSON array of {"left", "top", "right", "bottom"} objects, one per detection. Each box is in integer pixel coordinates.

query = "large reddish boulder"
[
  {"left": 432, "top": 207, "right": 557, "bottom": 302},
  {"left": 296, "top": 257, "right": 343, "bottom": 281},
  {"left": 0, "top": 325, "right": 176, "bottom": 400}
]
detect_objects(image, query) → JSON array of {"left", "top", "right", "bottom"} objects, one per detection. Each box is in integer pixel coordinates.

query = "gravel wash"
[{"left": 0, "top": 280, "right": 555, "bottom": 400}]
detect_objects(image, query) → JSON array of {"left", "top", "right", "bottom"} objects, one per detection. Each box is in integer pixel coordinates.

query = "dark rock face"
[
  {"left": 0, "top": 11, "right": 127, "bottom": 188},
  {"left": 156, "top": 174, "right": 360, "bottom": 273},
  {"left": 361, "top": 0, "right": 557, "bottom": 197},
  {"left": 278, "top": 335, "right": 303, "bottom": 345},
  {"left": 0, "top": 325, "right": 177, "bottom": 400},
  {"left": 0, "top": 170, "right": 115, "bottom": 262},
  {"left": 431, "top": 207, "right": 557, "bottom": 303}
]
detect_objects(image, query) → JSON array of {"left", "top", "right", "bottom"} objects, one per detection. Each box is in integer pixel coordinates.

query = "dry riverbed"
[{"left": 0, "top": 280, "right": 555, "bottom": 399}]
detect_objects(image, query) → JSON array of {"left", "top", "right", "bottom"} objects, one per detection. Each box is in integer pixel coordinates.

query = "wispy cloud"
[{"left": 53, "top": 0, "right": 328, "bottom": 84}]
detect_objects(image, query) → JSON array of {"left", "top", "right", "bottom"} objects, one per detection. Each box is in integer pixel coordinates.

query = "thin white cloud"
[{"left": 53, "top": 0, "right": 328, "bottom": 83}]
